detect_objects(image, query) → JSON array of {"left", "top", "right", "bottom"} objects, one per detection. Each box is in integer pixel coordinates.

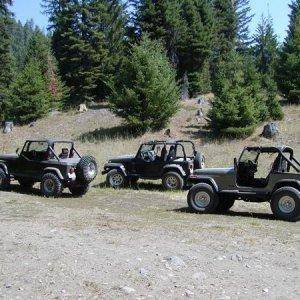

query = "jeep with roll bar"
[
  {"left": 187, "top": 146, "right": 300, "bottom": 221},
  {"left": 0, "top": 139, "right": 98, "bottom": 197},
  {"left": 103, "top": 140, "right": 205, "bottom": 190}
]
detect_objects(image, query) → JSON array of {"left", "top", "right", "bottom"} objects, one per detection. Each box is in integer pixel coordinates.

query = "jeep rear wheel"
[
  {"left": 187, "top": 183, "right": 219, "bottom": 213},
  {"left": 271, "top": 187, "right": 299, "bottom": 222},
  {"left": 0, "top": 169, "right": 10, "bottom": 190},
  {"left": 162, "top": 172, "right": 184, "bottom": 190},
  {"left": 69, "top": 184, "right": 89, "bottom": 197},
  {"left": 18, "top": 179, "right": 35, "bottom": 190},
  {"left": 41, "top": 173, "right": 63, "bottom": 197},
  {"left": 106, "top": 169, "right": 126, "bottom": 189}
]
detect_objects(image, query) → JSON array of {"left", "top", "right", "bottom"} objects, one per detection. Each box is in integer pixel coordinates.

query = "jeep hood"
[
  {"left": 193, "top": 167, "right": 234, "bottom": 175},
  {"left": 108, "top": 155, "right": 135, "bottom": 163},
  {"left": 0, "top": 154, "right": 19, "bottom": 161}
]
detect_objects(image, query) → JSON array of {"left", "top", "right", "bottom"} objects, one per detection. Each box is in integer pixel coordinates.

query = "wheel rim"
[
  {"left": 278, "top": 196, "right": 296, "bottom": 214},
  {"left": 110, "top": 173, "right": 124, "bottom": 187},
  {"left": 194, "top": 191, "right": 211, "bottom": 209},
  {"left": 87, "top": 162, "right": 96, "bottom": 178},
  {"left": 165, "top": 175, "right": 178, "bottom": 189},
  {"left": 43, "top": 179, "right": 55, "bottom": 194}
]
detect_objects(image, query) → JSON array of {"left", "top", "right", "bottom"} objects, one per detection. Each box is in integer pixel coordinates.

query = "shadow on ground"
[
  {"left": 89, "top": 103, "right": 110, "bottom": 110},
  {"left": 78, "top": 125, "right": 142, "bottom": 142},
  {"left": 172, "top": 207, "right": 277, "bottom": 221},
  {"left": 181, "top": 124, "right": 217, "bottom": 142},
  {"left": 8, "top": 184, "right": 74, "bottom": 198}
]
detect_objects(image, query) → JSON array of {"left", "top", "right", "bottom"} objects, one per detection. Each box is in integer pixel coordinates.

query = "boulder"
[
  {"left": 262, "top": 122, "right": 279, "bottom": 139},
  {"left": 3, "top": 121, "right": 13, "bottom": 134},
  {"left": 78, "top": 104, "right": 88, "bottom": 113}
]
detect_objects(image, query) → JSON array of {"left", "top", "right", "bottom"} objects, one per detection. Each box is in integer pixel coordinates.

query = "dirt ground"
[{"left": 0, "top": 100, "right": 299, "bottom": 299}]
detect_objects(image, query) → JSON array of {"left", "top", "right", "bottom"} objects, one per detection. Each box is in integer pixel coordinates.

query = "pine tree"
[
  {"left": 276, "top": 0, "right": 300, "bottom": 97},
  {"left": 5, "top": 61, "right": 52, "bottom": 124},
  {"left": 253, "top": 16, "right": 283, "bottom": 120},
  {"left": 109, "top": 37, "right": 180, "bottom": 131},
  {"left": 0, "top": 0, "right": 12, "bottom": 93},
  {"left": 178, "top": 0, "right": 215, "bottom": 95},
  {"left": 234, "top": 0, "right": 254, "bottom": 52},
  {"left": 43, "top": 0, "right": 126, "bottom": 104},
  {"left": 209, "top": 51, "right": 264, "bottom": 137},
  {"left": 213, "top": 0, "right": 237, "bottom": 58},
  {"left": 25, "top": 30, "right": 68, "bottom": 108}
]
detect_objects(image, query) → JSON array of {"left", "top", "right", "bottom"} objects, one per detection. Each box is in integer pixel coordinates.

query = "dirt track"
[{"left": 0, "top": 184, "right": 299, "bottom": 299}]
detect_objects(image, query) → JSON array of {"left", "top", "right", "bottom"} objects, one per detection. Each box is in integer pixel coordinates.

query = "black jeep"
[
  {"left": 187, "top": 146, "right": 300, "bottom": 221},
  {"left": 0, "top": 139, "right": 98, "bottom": 197},
  {"left": 103, "top": 140, "right": 205, "bottom": 190}
]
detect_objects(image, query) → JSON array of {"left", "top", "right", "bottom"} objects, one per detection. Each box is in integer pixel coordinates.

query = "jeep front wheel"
[
  {"left": 187, "top": 183, "right": 219, "bottom": 213},
  {"left": 162, "top": 172, "right": 184, "bottom": 190},
  {"left": 106, "top": 169, "right": 126, "bottom": 189},
  {"left": 41, "top": 173, "right": 63, "bottom": 197},
  {"left": 270, "top": 187, "right": 299, "bottom": 222},
  {"left": 0, "top": 169, "right": 10, "bottom": 190},
  {"left": 69, "top": 184, "right": 89, "bottom": 197}
]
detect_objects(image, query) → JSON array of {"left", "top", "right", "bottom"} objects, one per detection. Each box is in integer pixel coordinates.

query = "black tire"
[
  {"left": 216, "top": 197, "right": 235, "bottom": 213},
  {"left": 187, "top": 183, "right": 219, "bottom": 213},
  {"left": 69, "top": 184, "right": 89, "bottom": 197},
  {"left": 194, "top": 152, "right": 205, "bottom": 169},
  {"left": 0, "top": 168, "right": 10, "bottom": 190},
  {"left": 106, "top": 169, "right": 126, "bottom": 189},
  {"left": 162, "top": 171, "right": 184, "bottom": 190},
  {"left": 76, "top": 156, "right": 98, "bottom": 183},
  {"left": 41, "top": 173, "right": 63, "bottom": 197},
  {"left": 270, "top": 187, "right": 300, "bottom": 222},
  {"left": 18, "top": 179, "right": 35, "bottom": 190}
]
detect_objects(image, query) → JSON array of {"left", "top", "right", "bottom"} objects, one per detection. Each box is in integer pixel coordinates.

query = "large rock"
[
  {"left": 262, "top": 122, "right": 279, "bottom": 139},
  {"left": 3, "top": 121, "right": 13, "bottom": 134}
]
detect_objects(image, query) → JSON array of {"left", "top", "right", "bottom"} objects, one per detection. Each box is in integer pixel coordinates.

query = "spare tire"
[
  {"left": 76, "top": 156, "right": 98, "bottom": 183},
  {"left": 194, "top": 151, "right": 205, "bottom": 169}
]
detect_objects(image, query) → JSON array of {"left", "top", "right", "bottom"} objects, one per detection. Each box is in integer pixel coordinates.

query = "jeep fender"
[
  {"left": 103, "top": 163, "right": 127, "bottom": 176},
  {"left": 163, "top": 164, "right": 186, "bottom": 177},
  {"left": 272, "top": 179, "right": 300, "bottom": 193},
  {"left": 189, "top": 175, "right": 219, "bottom": 192},
  {"left": 0, "top": 163, "right": 8, "bottom": 175},
  {"left": 43, "top": 167, "right": 64, "bottom": 180}
]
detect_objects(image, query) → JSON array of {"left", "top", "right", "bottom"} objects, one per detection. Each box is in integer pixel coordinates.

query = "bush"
[
  {"left": 109, "top": 37, "right": 180, "bottom": 131},
  {"left": 5, "top": 61, "right": 51, "bottom": 124}
]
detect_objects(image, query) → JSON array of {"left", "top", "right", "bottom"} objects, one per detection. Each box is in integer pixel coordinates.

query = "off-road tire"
[
  {"left": 0, "top": 168, "right": 10, "bottom": 190},
  {"left": 162, "top": 172, "right": 184, "bottom": 190},
  {"left": 41, "top": 173, "right": 63, "bottom": 197},
  {"left": 216, "top": 197, "right": 235, "bottom": 213},
  {"left": 69, "top": 184, "right": 89, "bottom": 197},
  {"left": 18, "top": 179, "right": 35, "bottom": 190},
  {"left": 106, "top": 169, "right": 126, "bottom": 189},
  {"left": 187, "top": 183, "right": 219, "bottom": 213},
  {"left": 270, "top": 187, "right": 300, "bottom": 222},
  {"left": 76, "top": 156, "right": 98, "bottom": 183}
]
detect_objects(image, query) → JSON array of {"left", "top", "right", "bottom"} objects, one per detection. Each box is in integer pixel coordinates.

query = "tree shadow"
[
  {"left": 89, "top": 102, "right": 110, "bottom": 110},
  {"left": 78, "top": 125, "right": 142, "bottom": 142},
  {"left": 171, "top": 206, "right": 278, "bottom": 221},
  {"left": 181, "top": 124, "right": 217, "bottom": 143}
]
